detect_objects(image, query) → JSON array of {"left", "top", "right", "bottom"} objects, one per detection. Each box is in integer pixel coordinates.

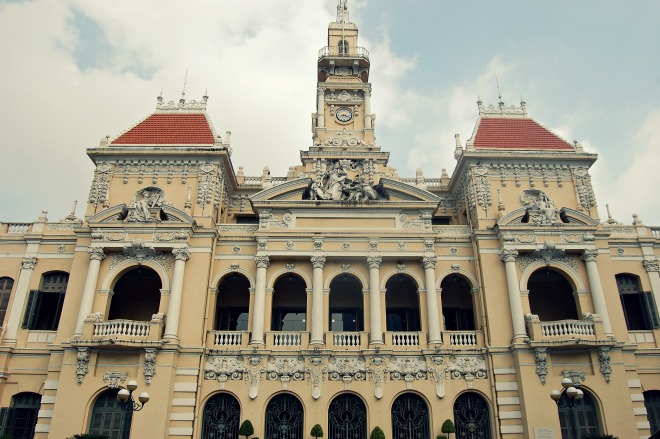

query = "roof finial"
[
  {"left": 520, "top": 96, "right": 527, "bottom": 116},
  {"left": 495, "top": 75, "right": 504, "bottom": 109},
  {"left": 180, "top": 68, "right": 188, "bottom": 105},
  {"left": 157, "top": 89, "right": 163, "bottom": 108},
  {"left": 476, "top": 94, "right": 484, "bottom": 113},
  {"left": 336, "top": 0, "right": 349, "bottom": 23},
  {"left": 203, "top": 88, "right": 209, "bottom": 103}
]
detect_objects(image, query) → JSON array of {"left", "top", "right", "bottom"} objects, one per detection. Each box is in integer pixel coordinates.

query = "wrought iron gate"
[
  {"left": 328, "top": 393, "right": 367, "bottom": 439},
  {"left": 265, "top": 394, "right": 304, "bottom": 439},
  {"left": 201, "top": 393, "right": 240, "bottom": 439},
  {"left": 453, "top": 392, "right": 491, "bottom": 439},
  {"left": 391, "top": 393, "right": 429, "bottom": 439}
]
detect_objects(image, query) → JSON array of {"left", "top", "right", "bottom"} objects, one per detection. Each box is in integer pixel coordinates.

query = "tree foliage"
[
  {"left": 441, "top": 419, "right": 456, "bottom": 433},
  {"left": 310, "top": 424, "right": 324, "bottom": 438},
  {"left": 370, "top": 426, "right": 385, "bottom": 439},
  {"left": 239, "top": 419, "right": 255, "bottom": 438}
]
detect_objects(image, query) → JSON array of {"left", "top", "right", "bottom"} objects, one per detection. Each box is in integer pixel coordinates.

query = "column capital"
[
  {"left": 499, "top": 249, "right": 518, "bottom": 263},
  {"left": 311, "top": 256, "right": 326, "bottom": 269},
  {"left": 255, "top": 255, "right": 270, "bottom": 269},
  {"left": 88, "top": 247, "right": 106, "bottom": 261},
  {"left": 643, "top": 259, "right": 659, "bottom": 273},
  {"left": 317, "top": 87, "right": 326, "bottom": 95},
  {"left": 581, "top": 249, "right": 599, "bottom": 263},
  {"left": 421, "top": 255, "right": 437, "bottom": 269},
  {"left": 367, "top": 256, "right": 382, "bottom": 269},
  {"left": 172, "top": 247, "right": 191, "bottom": 261},
  {"left": 21, "top": 257, "right": 37, "bottom": 270}
]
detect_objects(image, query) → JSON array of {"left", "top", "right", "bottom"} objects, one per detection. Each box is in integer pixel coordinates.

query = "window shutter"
[
  {"left": 21, "top": 290, "right": 40, "bottom": 329},
  {"left": 643, "top": 292, "right": 660, "bottom": 329},
  {"left": 0, "top": 407, "right": 16, "bottom": 435},
  {"left": 51, "top": 291, "right": 66, "bottom": 331}
]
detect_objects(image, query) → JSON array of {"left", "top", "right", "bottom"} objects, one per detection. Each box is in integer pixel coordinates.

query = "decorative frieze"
[
  {"left": 103, "top": 372, "right": 127, "bottom": 389},
  {"left": 92, "top": 231, "right": 126, "bottom": 242},
  {"left": 108, "top": 252, "right": 173, "bottom": 273},
  {"left": 516, "top": 252, "right": 578, "bottom": 273},
  {"left": 574, "top": 167, "right": 597, "bottom": 211},
  {"left": 389, "top": 357, "right": 427, "bottom": 389},
  {"left": 154, "top": 230, "right": 190, "bottom": 241},
  {"left": 88, "top": 163, "right": 111, "bottom": 208},
  {"left": 448, "top": 356, "right": 487, "bottom": 384},
  {"left": 561, "top": 370, "right": 586, "bottom": 387},
  {"left": 643, "top": 259, "right": 659, "bottom": 272},
  {"left": 327, "top": 357, "right": 366, "bottom": 382},
  {"left": 502, "top": 232, "right": 536, "bottom": 244},
  {"left": 197, "top": 163, "right": 218, "bottom": 211},
  {"left": 205, "top": 356, "right": 245, "bottom": 382},
  {"left": 267, "top": 357, "right": 306, "bottom": 389}
]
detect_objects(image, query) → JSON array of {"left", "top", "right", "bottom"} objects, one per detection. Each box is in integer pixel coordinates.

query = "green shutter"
[
  {"left": 643, "top": 291, "right": 660, "bottom": 328},
  {"left": 21, "top": 290, "right": 39, "bottom": 329},
  {"left": 0, "top": 407, "right": 16, "bottom": 435}
]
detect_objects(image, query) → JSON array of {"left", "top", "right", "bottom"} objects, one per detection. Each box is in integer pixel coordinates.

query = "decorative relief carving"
[
  {"left": 448, "top": 356, "right": 487, "bottom": 385},
  {"left": 205, "top": 356, "right": 245, "bottom": 381},
  {"left": 88, "top": 248, "right": 107, "bottom": 261},
  {"left": 154, "top": 230, "right": 190, "bottom": 241},
  {"left": 521, "top": 189, "right": 561, "bottom": 225},
  {"left": 574, "top": 167, "right": 597, "bottom": 211},
  {"left": 643, "top": 259, "right": 659, "bottom": 272},
  {"left": 428, "top": 356, "right": 448, "bottom": 398},
  {"left": 303, "top": 159, "right": 386, "bottom": 201},
  {"left": 254, "top": 256, "right": 270, "bottom": 269},
  {"left": 286, "top": 264, "right": 295, "bottom": 271},
  {"left": 327, "top": 357, "right": 366, "bottom": 382},
  {"left": 561, "top": 370, "right": 586, "bottom": 387},
  {"left": 88, "top": 162, "right": 111, "bottom": 208},
  {"left": 389, "top": 357, "right": 427, "bottom": 389},
  {"left": 313, "top": 237, "right": 324, "bottom": 250},
  {"left": 21, "top": 257, "right": 37, "bottom": 270},
  {"left": 267, "top": 357, "right": 306, "bottom": 388},
  {"left": 217, "top": 225, "right": 259, "bottom": 233},
  {"left": 499, "top": 249, "right": 518, "bottom": 263},
  {"left": 103, "top": 372, "right": 127, "bottom": 389},
  {"left": 306, "top": 356, "right": 326, "bottom": 400},
  {"left": 230, "top": 263, "right": 239, "bottom": 271},
  {"left": 127, "top": 187, "right": 168, "bottom": 222},
  {"left": 246, "top": 356, "right": 265, "bottom": 399},
  {"left": 400, "top": 212, "right": 432, "bottom": 230},
  {"left": 424, "top": 239, "right": 435, "bottom": 250},
  {"left": 108, "top": 252, "right": 173, "bottom": 272},
  {"left": 535, "top": 348, "right": 548, "bottom": 385},
  {"left": 433, "top": 227, "right": 472, "bottom": 237},
  {"left": 502, "top": 232, "right": 536, "bottom": 244},
  {"left": 560, "top": 232, "right": 595, "bottom": 244},
  {"left": 232, "top": 246, "right": 241, "bottom": 254},
  {"left": 76, "top": 348, "right": 90, "bottom": 385},
  {"left": 398, "top": 242, "right": 406, "bottom": 251},
  {"left": 473, "top": 167, "right": 492, "bottom": 213},
  {"left": 581, "top": 249, "right": 599, "bottom": 263},
  {"left": 197, "top": 163, "right": 218, "bottom": 211},
  {"left": 516, "top": 252, "right": 578, "bottom": 273},
  {"left": 257, "top": 238, "right": 267, "bottom": 251},
  {"left": 598, "top": 347, "right": 612, "bottom": 384},
  {"left": 311, "top": 256, "right": 326, "bottom": 269},
  {"left": 367, "top": 356, "right": 387, "bottom": 399},
  {"left": 421, "top": 256, "right": 437, "bottom": 269},
  {"left": 369, "top": 239, "right": 378, "bottom": 250},
  {"left": 92, "top": 231, "right": 126, "bottom": 242},
  {"left": 144, "top": 348, "right": 156, "bottom": 385}
]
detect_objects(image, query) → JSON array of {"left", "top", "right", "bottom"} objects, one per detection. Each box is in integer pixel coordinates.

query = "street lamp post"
[
  {"left": 550, "top": 377, "right": 584, "bottom": 439},
  {"left": 116, "top": 380, "right": 150, "bottom": 439}
]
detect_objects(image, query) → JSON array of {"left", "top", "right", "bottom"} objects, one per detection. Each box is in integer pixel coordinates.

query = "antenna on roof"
[
  {"left": 180, "top": 69, "right": 188, "bottom": 104},
  {"left": 495, "top": 75, "right": 504, "bottom": 109}
]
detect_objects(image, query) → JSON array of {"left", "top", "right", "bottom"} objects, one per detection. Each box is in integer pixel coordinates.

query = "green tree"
[
  {"left": 441, "top": 419, "right": 456, "bottom": 439},
  {"left": 310, "top": 424, "right": 324, "bottom": 438},
  {"left": 370, "top": 426, "right": 385, "bottom": 439},
  {"left": 239, "top": 420, "right": 254, "bottom": 439}
]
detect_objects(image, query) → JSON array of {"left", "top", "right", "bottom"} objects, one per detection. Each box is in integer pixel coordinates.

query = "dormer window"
[{"left": 338, "top": 39, "right": 349, "bottom": 55}]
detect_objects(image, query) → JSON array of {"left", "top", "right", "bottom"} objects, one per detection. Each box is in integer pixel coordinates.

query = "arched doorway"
[
  {"left": 264, "top": 394, "right": 304, "bottom": 439},
  {"left": 391, "top": 393, "right": 429, "bottom": 439},
  {"left": 385, "top": 274, "right": 420, "bottom": 331},
  {"left": 201, "top": 393, "right": 241, "bottom": 439},
  {"left": 108, "top": 267, "right": 161, "bottom": 321},
  {"left": 453, "top": 392, "right": 492, "bottom": 439},
  {"left": 328, "top": 393, "right": 367, "bottom": 439},
  {"left": 1, "top": 392, "right": 41, "bottom": 439},
  {"left": 89, "top": 389, "right": 131, "bottom": 439},
  {"left": 528, "top": 268, "right": 579, "bottom": 321},
  {"left": 557, "top": 389, "right": 600, "bottom": 438},
  {"left": 329, "top": 274, "right": 363, "bottom": 332},
  {"left": 271, "top": 274, "right": 307, "bottom": 331},
  {"left": 644, "top": 390, "right": 660, "bottom": 434},
  {"left": 215, "top": 273, "right": 250, "bottom": 330},
  {"left": 441, "top": 274, "right": 475, "bottom": 330}
]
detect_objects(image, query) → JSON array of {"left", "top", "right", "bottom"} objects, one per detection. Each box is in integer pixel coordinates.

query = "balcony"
[
  {"left": 267, "top": 331, "right": 309, "bottom": 349},
  {"left": 74, "top": 313, "right": 165, "bottom": 348},
  {"left": 386, "top": 331, "right": 426, "bottom": 348},
  {"left": 443, "top": 330, "right": 483, "bottom": 348},
  {"left": 318, "top": 46, "right": 369, "bottom": 61},
  {"left": 525, "top": 313, "right": 611, "bottom": 347},
  {"left": 327, "top": 331, "right": 368, "bottom": 349},
  {"left": 206, "top": 331, "right": 249, "bottom": 348}
]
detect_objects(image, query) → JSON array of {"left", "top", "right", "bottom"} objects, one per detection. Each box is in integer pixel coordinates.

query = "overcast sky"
[{"left": 1, "top": 0, "right": 658, "bottom": 225}]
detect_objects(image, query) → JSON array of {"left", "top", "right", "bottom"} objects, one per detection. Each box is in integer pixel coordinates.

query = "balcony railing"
[
  {"left": 332, "top": 332, "right": 361, "bottom": 347},
  {"left": 525, "top": 313, "right": 607, "bottom": 344},
  {"left": 445, "top": 331, "right": 480, "bottom": 347},
  {"left": 390, "top": 332, "right": 421, "bottom": 347},
  {"left": 94, "top": 320, "right": 151, "bottom": 337},
  {"left": 206, "top": 330, "right": 248, "bottom": 347},
  {"left": 318, "top": 46, "right": 369, "bottom": 60},
  {"left": 268, "top": 331, "right": 308, "bottom": 347},
  {"left": 77, "top": 312, "right": 165, "bottom": 345}
]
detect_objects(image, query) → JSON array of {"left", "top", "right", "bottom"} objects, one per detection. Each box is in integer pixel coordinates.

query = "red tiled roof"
[
  {"left": 473, "top": 118, "right": 573, "bottom": 150},
  {"left": 111, "top": 113, "right": 215, "bottom": 145}
]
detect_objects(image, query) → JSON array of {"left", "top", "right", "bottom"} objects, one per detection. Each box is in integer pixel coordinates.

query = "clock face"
[{"left": 336, "top": 107, "right": 353, "bottom": 122}]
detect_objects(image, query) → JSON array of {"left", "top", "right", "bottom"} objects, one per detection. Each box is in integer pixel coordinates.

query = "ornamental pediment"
[
  {"left": 87, "top": 204, "right": 196, "bottom": 226},
  {"left": 497, "top": 206, "right": 599, "bottom": 226}
]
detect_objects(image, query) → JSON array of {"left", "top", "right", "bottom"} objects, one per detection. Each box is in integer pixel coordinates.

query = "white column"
[
  {"left": 316, "top": 87, "right": 325, "bottom": 128},
  {"left": 364, "top": 87, "right": 372, "bottom": 128},
  {"left": 644, "top": 259, "right": 660, "bottom": 316},
  {"left": 367, "top": 256, "right": 383, "bottom": 345},
  {"left": 500, "top": 249, "right": 528, "bottom": 342},
  {"left": 422, "top": 256, "right": 442, "bottom": 344},
  {"left": 73, "top": 248, "right": 106, "bottom": 337},
  {"left": 4, "top": 257, "right": 37, "bottom": 343},
  {"left": 250, "top": 256, "right": 270, "bottom": 345},
  {"left": 582, "top": 249, "right": 613, "bottom": 336},
  {"left": 310, "top": 256, "right": 326, "bottom": 345},
  {"left": 163, "top": 247, "right": 190, "bottom": 340}
]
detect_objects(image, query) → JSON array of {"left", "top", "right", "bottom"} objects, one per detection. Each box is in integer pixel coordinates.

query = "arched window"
[
  {"left": 328, "top": 393, "right": 367, "bottom": 439},
  {"left": 441, "top": 274, "right": 475, "bottom": 330},
  {"left": 215, "top": 273, "right": 250, "bottom": 330},
  {"left": 108, "top": 267, "right": 161, "bottom": 321},
  {"left": 645, "top": 390, "right": 660, "bottom": 435},
  {"left": 329, "top": 274, "right": 363, "bottom": 331},
  {"left": 0, "top": 392, "right": 41, "bottom": 439},
  {"left": 338, "top": 39, "right": 349, "bottom": 54},
  {"left": 528, "top": 268, "right": 579, "bottom": 321},
  {"left": 385, "top": 274, "right": 420, "bottom": 331},
  {"left": 272, "top": 274, "right": 307, "bottom": 331},
  {"left": 454, "top": 392, "right": 491, "bottom": 439},
  {"left": 89, "top": 389, "right": 131, "bottom": 439},
  {"left": 557, "top": 389, "right": 600, "bottom": 438},
  {"left": 0, "top": 277, "right": 14, "bottom": 325},
  {"left": 264, "top": 394, "right": 304, "bottom": 439},
  {"left": 22, "top": 272, "right": 68, "bottom": 330},
  {"left": 391, "top": 393, "right": 429, "bottom": 439},
  {"left": 201, "top": 393, "right": 241, "bottom": 439},
  {"left": 616, "top": 274, "right": 658, "bottom": 330}
]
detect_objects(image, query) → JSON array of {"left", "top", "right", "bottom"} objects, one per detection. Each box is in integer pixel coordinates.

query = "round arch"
[
  {"left": 210, "top": 268, "right": 255, "bottom": 290},
  {"left": 200, "top": 392, "right": 242, "bottom": 439},
  {"left": 436, "top": 269, "right": 479, "bottom": 290},
  {"left": 390, "top": 391, "right": 431, "bottom": 439},
  {"left": 452, "top": 390, "right": 494, "bottom": 439},
  {"left": 263, "top": 392, "right": 305, "bottom": 439},
  {"left": 527, "top": 266, "right": 581, "bottom": 321},
  {"left": 556, "top": 385, "right": 604, "bottom": 437},
  {"left": 88, "top": 387, "right": 131, "bottom": 438},
  {"left": 379, "top": 269, "right": 423, "bottom": 291},
  {"left": 268, "top": 268, "right": 311, "bottom": 290},
  {"left": 325, "top": 268, "right": 368, "bottom": 291},
  {"left": 101, "top": 260, "right": 170, "bottom": 291},
  {"left": 327, "top": 392, "right": 368, "bottom": 439},
  {"left": 519, "top": 260, "right": 585, "bottom": 293}
]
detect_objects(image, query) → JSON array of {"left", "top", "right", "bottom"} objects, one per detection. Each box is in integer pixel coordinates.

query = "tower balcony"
[{"left": 318, "top": 46, "right": 370, "bottom": 66}]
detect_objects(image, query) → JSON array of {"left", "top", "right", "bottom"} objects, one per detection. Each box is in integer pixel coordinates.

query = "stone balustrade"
[{"left": 206, "top": 331, "right": 248, "bottom": 347}]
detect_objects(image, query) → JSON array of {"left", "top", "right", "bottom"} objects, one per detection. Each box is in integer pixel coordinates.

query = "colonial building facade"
[{"left": 0, "top": 3, "right": 659, "bottom": 439}]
